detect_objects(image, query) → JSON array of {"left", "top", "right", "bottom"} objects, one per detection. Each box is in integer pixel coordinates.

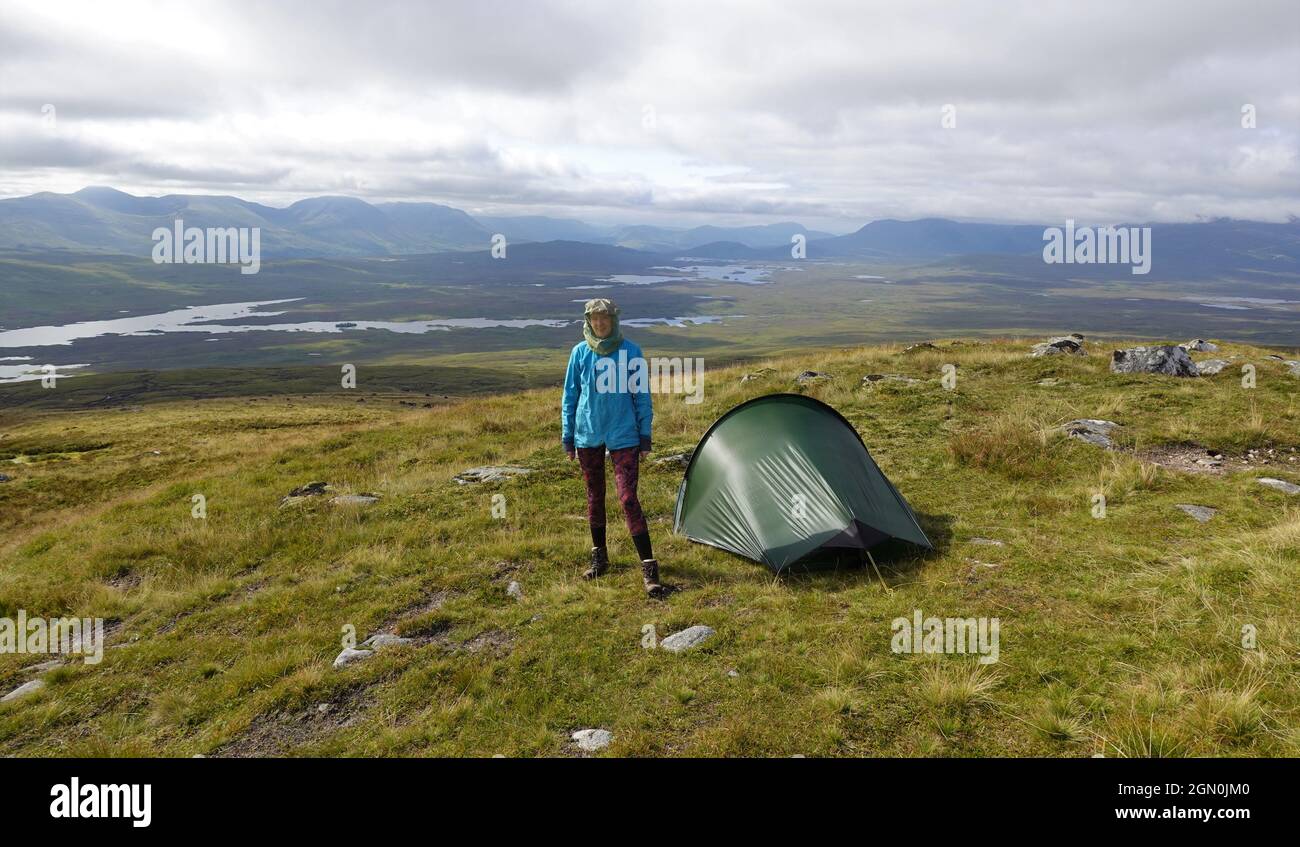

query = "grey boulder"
[
  {"left": 659, "top": 625, "right": 717, "bottom": 653},
  {"left": 454, "top": 466, "right": 532, "bottom": 485},
  {"left": 1110, "top": 345, "right": 1199, "bottom": 377},
  {"left": 1031, "top": 333, "right": 1087, "bottom": 357},
  {"left": 360, "top": 633, "right": 413, "bottom": 649},
  {"left": 795, "top": 370, "right": 831, "bottom": 385},
  {"left": 863, "top": 373, "right": 921, "bottom": 386},
  {"left": 1257, "top": 477, "right": 1300, "bottom": 495},
  {"left": 1061, "top": 419, "right": 1121, "bottom": 449},
  {"left": 572, "top": 728, "right": 613, "bottom": 752},
  {"left": 1174, "top": 504, "right": 1217, "bottom": 522},
  {"left": 331, "top": 494, "right": 380, "bottom": 506},
  {"left": 1, "top": 679, "right": 47, "bottom": 703},
  {"left": 332, "top": 647, "right": 374, "bottom": 669}
]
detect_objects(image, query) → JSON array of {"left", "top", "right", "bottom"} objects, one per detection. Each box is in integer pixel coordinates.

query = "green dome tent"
[{"left": 672, "top": 393, "right": 932, "bottom": 572}]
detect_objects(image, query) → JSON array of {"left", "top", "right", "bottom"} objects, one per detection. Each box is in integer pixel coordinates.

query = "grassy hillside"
[{"left": 1, "top": 337, "right": 1298, "bottom": 756}]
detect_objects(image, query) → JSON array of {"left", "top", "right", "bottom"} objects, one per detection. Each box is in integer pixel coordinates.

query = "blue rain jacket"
[{"left": 561, "top": 338, "right": 653, "bottom": 451}]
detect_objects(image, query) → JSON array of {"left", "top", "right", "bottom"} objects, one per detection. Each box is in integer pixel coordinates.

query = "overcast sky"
[{"left": 1, "top": 0, "right": 1297, "bottom": 229}]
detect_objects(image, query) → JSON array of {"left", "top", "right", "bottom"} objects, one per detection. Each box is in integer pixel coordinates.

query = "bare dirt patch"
[
  {"left": 1138, "top": 444, "right": 1300, "bottom": 475},
  {"left": 214, "top": 684, "right": 376, "bottom": 757}
]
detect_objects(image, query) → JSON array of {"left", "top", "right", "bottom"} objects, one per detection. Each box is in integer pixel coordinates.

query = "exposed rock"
[
  {"left": 25, "top": 659, "right": 62, "bottom": 674},
  {"left": 331, "top": 494, "right": 380, "bottom": 506},
  {"left": 1031, "top": 333, "right": 1087, "bottom": 357},
  {"left": 1061, "top": 419, "right": 1121, "bottom": 449},
  {"left": 1181, "top": 339, "right": 1219, "bottom": 352},
  {"left": 1257, "top": 477, "right": 1300, "bottom": 495},
  {"left": 0, "top": 474, "right": 10, "bottom": 483},
  {"left": 1196, "top": 359, "right": 1230, "bottom": 375},
  {"left": 506, "top": 580, "right": 524, "bottom": 601},
  {"left": 1036, "top": 377, "right": 1061, "bottom": 386},
  {"left": 1264, "top": 355, "right": 1284, "bottom": 361},
  {"left": 903, "top": 342, "right": 937, "bottom": 354},
  {"left": 332, "top": 647, "right": 374, "bottom": 669},
  {"left": 360, "top": 633, "right": 413, "bottom": 649},
  {"left": 795, "top": 370, "right": 831, "bottom": 385},
  {"left": 862, "top": 373, "right": 921, "bottom": 386},
  {"left": 454, "top": 466, "right": 532, "bottom": 485},
  {"left": 1174, "top": 504, "right": 1217, "bottom": 522},
  {"left": 659, "top": 625, "right": 716, "bottom": 653},
  {"left": 1, "top": 678, "right": 46, "bottom": 703},
  {"left": 1110, "top": 345, "right": 1199, "bottom": 377},
  {"left": 653, "top": 451, "right": 693, "bottom": 470},
  {"left": 968, "top": 537, "right": 1004, "bottom": 546},
  {"left": 740, "top": 367, "right": 775, "bottom": 384},
  {"left": 1284, "top": 361, "right": 1300, "bottom": 377},
  {"left": 572, "top": 728, "right": 613, "bottom": 752},
  {"left": 281, "top": 481, "right": 333, "bottom": 506}
]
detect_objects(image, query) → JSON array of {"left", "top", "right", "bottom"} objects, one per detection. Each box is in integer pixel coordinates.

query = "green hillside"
[{"left": 1, "top": 337, "right": 1298, "bottom": 756}]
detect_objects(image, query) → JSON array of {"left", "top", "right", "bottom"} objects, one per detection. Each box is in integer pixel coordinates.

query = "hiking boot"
[
  {"left": 583, "top": 546, "right": 610, "bottom": 580},
  {"left": 641, "top": 558, "right": 672, "bottom": 599}
]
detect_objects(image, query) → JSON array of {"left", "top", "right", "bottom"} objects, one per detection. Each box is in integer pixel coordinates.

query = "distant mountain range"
[
  {"left": 0, "top": 187, "right": 832, "bottom": 258},
  {"left": 1, "top": 187, "right": 1297, "bottom": 272}
]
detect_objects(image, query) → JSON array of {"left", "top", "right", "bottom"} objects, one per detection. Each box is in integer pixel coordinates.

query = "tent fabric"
[{"left": 672, "top": 393, "right": 932, "bottom": 572}]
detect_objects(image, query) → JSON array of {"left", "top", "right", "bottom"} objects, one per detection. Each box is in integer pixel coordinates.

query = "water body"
[
  {"left": 652, "top": 265, "right": 779, "bottom": 284},
  {"left": 1187, "top": 296, "right": 1300, "bottom": 308},
  {"left": 0, "top": 300, "right": 737, "bottom": 349},
  {"left": 598, "top": 263, "right": 799, "bottom": 286},
  {"left": 623, "top": 316, "right": 736, "bottom": 328},
  {"left": 0, "top": 362, "right": 89, "bottom": 384}
]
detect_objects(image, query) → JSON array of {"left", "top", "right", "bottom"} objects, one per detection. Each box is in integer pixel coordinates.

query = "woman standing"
[{"left": 561, "top": 298, "right": 670, "bottom": 598}]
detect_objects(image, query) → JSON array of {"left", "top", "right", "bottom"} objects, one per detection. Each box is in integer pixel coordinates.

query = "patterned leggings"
[{"left": 576, "top": 445, "right": 648, "bottom": 536}]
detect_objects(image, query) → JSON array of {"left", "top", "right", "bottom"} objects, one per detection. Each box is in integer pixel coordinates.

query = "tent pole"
[{"left": 865, "top": 549, "right": 892, "bottom": 594}]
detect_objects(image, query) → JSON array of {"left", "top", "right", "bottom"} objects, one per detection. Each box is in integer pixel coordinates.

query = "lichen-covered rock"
[
  {"left": 571, "top": 728, "right": 613, "bottom": 752},
  {"left": 332, "top": 647, "right": 374, "bottom": 669},
  {"left": 1110, "top": 345, "right": 1199, "bottom": 377},
  {"left": 281, "top": 481, "right": 333, "bottom": 506},
  {"left": 1031, "top": 333, "right": 1087, "bottom": 357},
  {"left": 659, "top": 625, "right": 716, "bottom": 653},
  {"left": 862, "top": 373, "right": 921, "bottom": 386},
  {"left": 454, "top": 466, "right": 532, "bottom": 485},
  {"left": 795, "top": 370, "right": 831, "bottom": 385},
  {"left": 1, "top": 678, "right": 47, "bottom": 703},
  {"left": 1060, "top": 419, "right": 1121, "bottom": 449},
  {"left": 360, "top": 633, "right": 413, "bottom": 649},
  {"left": 1181, "top": 339, "right": 1219, "bottom": 352},
  {"left": 653, "top": 451, "right": 693, "bottom": 470},
  {"left": 1257, "top": 477, "right": 1300, "bottom": 495},
  {"left": 1196, "top": 359, "right": 1230, "bottom": 375},
  {"left": 1174, "top": 504, "right": 1217, "bottom": 522}
]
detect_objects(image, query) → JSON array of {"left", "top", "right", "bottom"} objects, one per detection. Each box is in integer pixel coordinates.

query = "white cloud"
[{"left": 1, "top": 0, "right": 1296, "bottom": 227}]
